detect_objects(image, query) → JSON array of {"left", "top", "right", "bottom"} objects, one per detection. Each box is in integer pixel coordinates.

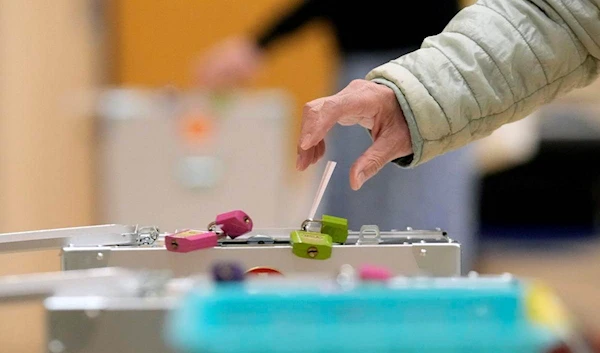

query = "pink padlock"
[
  {"left": 165, "top": 229, "right": 218, "bottom": 253},
  {"left": 208, "top": 210, "right": 253, "bottom": 239},
  {"left": 358, "top": 264, "right": 393, "bottom": 281}
]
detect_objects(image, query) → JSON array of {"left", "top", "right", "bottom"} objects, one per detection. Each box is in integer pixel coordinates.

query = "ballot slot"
[
  {"left": 0, "top": 224, "right": 454, "bottom": 252},
  {"left": 216, "top": 228, "right": 453, "bottom": 246},
  {"left": 0, "top": 223, "right": 454, "bottom": 252},
  {"left": 218, "top": 229, "right": 456, "bottom": 247}
]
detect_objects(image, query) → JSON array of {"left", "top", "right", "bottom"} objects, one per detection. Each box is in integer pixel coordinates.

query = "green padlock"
[
  {"left": 290, "top": 230, "right": 333, "bottom": 260},
  {"left": 301, "top": 215, "right": 349, "bottom": 244},
  {"left": 321, "top": 215, "right": 349, "bottom": 244}
]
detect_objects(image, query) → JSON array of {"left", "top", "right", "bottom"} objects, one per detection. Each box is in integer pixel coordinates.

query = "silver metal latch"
[
  {"left": 357, "top": 225, "right": 381, "bottom": 245},
  {"left": 130, "top": 226, "right": 160, "bottom": 246}
]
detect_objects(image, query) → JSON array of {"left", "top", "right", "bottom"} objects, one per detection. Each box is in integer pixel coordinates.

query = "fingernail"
[
  {"left": 296, "top": 154, "right": 301, "bottom": 170},
  {"left": 300, "top": 133, "right": 312, "bottom": 150}
]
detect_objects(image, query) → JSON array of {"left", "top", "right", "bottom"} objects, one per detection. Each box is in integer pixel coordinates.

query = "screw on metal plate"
[
  {"left": 431, "top": 227, "right": 453, "bottom": 242},
  {"left": 357, "top": 225, "right": 381, "bottom": 245}
]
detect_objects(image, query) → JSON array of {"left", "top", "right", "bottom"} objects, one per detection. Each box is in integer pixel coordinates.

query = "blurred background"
[{"left": 0, "top": 0, "right": 599, "bottom": 352}]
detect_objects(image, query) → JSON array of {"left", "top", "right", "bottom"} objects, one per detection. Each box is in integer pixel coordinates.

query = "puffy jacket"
[{"left": 366, "top": 0, "right": 600, "bottom": 167}]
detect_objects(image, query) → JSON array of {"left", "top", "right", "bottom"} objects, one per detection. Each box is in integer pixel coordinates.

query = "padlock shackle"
[
  {"left": 300, "top": 219, "right": 322, "bottom": 231},
  {"left": 206, "top": 221, "right": 224, "bottom": 234}
]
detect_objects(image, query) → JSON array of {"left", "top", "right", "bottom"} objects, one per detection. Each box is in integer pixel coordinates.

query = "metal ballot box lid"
[
  {"left": 60, "top": 226, "right": 460, "bottom": 277},
  {"left": 0, "top": 224, "right": 460, "bottom": 277}
]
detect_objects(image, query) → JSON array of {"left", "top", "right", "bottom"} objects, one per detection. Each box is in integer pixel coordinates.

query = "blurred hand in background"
[{"left": 193, "top": 36, "right": 264, "bottom": 90}]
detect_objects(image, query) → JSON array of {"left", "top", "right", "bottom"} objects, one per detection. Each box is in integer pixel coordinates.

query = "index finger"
[
  {"left": 297, "top": 80, "right": 384, "bottom": 151},
  {"left": 298, "top": 93, "right": 364, "bottom": 151}
]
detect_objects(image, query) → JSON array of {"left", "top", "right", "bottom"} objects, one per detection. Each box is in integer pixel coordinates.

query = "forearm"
[
  {"left": 366, "top": 0, "right": 600, "bottom": 167},
  {"left": 255, "top": 0, "right": 323, "bottom": 50}
]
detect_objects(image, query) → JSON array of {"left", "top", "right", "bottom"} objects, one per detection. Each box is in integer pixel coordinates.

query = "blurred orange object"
[{"left": 179, "top": 113, "right": 214, "bottom": 146}]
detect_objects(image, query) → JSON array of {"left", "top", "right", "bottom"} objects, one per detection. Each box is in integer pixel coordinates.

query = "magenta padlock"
[
  {"left": 165, "top": 229, "right": 218, "bottom": 253},
  {"left": 208, "top": 210, "right": 253, "bottom": 239}
]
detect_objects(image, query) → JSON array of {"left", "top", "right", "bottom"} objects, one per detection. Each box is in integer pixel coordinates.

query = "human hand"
[
  {"left": 296, "top": 79, "right": 413, "bottom": 190},
  {"left": 193, "top": 36, "right": 264, "bottom": 90}
]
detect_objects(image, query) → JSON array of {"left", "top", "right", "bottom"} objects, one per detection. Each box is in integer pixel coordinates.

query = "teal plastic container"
[{"left": 165, "top": 276, "right": 569, "bottom": 353}]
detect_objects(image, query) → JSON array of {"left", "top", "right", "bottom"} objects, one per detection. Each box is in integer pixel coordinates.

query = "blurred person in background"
[{"left": 195, "top": 0, "right": 481, "bottom": 273}]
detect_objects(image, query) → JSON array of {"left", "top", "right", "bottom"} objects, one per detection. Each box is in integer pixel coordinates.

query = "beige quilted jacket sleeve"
[{"left": 366, "top": 0, "right": 600, "bottom": 168}]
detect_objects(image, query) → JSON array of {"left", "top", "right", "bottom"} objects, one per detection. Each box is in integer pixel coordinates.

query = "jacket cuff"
[{"left": 367, "top": 61, "right": 455, "bottom": 168}]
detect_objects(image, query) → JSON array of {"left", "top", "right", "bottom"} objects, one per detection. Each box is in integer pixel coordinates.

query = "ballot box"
[{"left": 95, "top": 88, "right": 315, "bottom": 231}]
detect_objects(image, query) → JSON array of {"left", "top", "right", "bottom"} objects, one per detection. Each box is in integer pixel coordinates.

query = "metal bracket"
[
  {"left": 356, "top": 225, "right": 381, "bottom": 245},
  {"left": 61, "top": 248, "right": 111, "bottom": 271}
]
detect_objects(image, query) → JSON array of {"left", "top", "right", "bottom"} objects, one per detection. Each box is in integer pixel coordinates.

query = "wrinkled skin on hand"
[{"left": 296, "top": 79, "right": 413, "bottom": 190}]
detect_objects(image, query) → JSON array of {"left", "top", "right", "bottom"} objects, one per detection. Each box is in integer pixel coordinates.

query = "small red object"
[
  {"left": 245, "top": 267, "right": 284, "bottom": 277},
  {"left": 358, "top": 264, "right": 392, "bottom": 281},
  {"left": 165, "top": 229, "right": 218, "bottom": 253}
]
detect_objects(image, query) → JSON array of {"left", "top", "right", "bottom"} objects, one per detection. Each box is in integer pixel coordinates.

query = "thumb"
[{"left": 349, "top": 134, "right": 398, "bottom": 191}]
